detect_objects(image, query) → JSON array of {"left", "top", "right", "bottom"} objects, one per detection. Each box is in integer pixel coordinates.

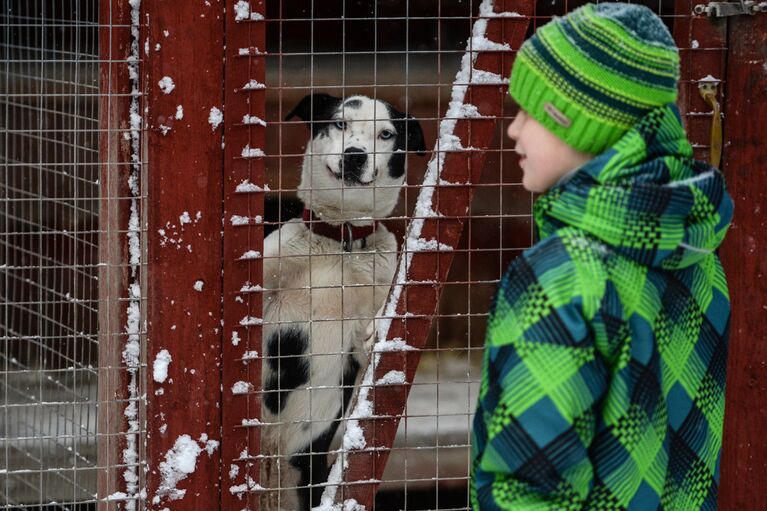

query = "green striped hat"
[{"left": 509, "top": 2, "right": 680, "bottom": 155}]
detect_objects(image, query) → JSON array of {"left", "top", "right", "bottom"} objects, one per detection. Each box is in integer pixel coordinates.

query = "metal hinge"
[{"left": 694, "top": 0, "right": 767, "bottom": 16}]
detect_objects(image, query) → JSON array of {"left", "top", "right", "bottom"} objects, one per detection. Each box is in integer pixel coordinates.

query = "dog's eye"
[
  {"left": 379, "top": 129, "right": 394, "bottom": 140},
  {"left": 334, "top": 120, "right": 346, "bottom": 130}
]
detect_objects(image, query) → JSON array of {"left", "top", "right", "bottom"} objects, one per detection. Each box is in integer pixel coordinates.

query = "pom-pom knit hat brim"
[{"left": 509, "top": 3, "right": 680, "bottom": 155}]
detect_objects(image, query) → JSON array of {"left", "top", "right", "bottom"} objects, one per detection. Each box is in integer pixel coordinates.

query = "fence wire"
[
  {"left": 1, "top": 1, "right": 147, "bottom": 509},
  {"left": 0, "top": 0, "right": 705, "bottom": 510}
]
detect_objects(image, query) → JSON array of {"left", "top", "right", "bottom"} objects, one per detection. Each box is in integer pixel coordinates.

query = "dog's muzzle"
[{"left": 340, "top": 147, "right": 368, "bottom": 184}]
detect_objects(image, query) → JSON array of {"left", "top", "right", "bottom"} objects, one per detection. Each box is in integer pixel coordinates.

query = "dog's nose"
[{"left": 342, "top": 147, "right": 367, "bottom": 181}]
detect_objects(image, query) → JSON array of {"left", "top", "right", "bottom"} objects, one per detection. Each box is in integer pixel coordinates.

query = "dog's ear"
[
  {"left": 405, "top": 117, "right": 426, "bottom": 156},
  {"left": 285, "top": 93, "right": 342, "bottom": 125}
]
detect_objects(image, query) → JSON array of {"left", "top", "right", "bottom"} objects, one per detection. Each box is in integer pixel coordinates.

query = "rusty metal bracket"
[
  {"left": 694, "top": 0, "right": 767, "bottom": 16},
  {"left": 698, "top": 78, "right": 723, "bottom": 168}
]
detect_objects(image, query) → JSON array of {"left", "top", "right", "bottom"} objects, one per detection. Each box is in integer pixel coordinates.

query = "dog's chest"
[{"left": 263, "top": 221, "right": 397, "bottom": 324}]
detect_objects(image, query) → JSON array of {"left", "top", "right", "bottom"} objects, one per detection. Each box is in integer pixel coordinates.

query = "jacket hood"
[{"left": 534, "top": 104, "right": 733, "bottom": 270}]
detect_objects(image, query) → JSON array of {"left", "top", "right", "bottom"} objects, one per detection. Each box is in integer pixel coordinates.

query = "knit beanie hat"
[{"left": 509, "top": 2, "right": 680, "bottom": 155}]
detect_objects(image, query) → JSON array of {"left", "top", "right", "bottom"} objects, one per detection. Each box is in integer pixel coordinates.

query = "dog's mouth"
[{"left": 327, "top": 164, "right": 377, "bottom": 186}]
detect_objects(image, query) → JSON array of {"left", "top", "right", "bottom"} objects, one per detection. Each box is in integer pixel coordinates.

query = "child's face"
[{"left": 507, "top": 109, "right": 593, "bottom": 193}]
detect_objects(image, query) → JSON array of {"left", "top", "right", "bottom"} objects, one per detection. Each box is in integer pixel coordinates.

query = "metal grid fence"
[
  {"left": 0, "top": 0, "right": 730, "bottom": 510},
  {"left": 1, "top": 0, "right": 102, "bottom": 507}
]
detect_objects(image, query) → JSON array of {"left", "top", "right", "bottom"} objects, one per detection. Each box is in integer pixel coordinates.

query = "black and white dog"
[{"left": 261, "top": 94, "right": 425, "bottom": 510}]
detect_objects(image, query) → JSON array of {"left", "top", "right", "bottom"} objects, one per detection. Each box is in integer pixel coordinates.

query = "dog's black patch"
[
  {"left": 386, "top": 104, "right": 426, "bottom": 178},
  {"left": 286, "top": 93, "right": 343, "bottom": 138},
  {"left": 290, "top": 423, "right": 336, "bottom": 511},
  {"left": 289, "top": 352, "right": 362, "bottom": 511},
  {"left": 263, "top": 328, "right": 309, "bottom": 414},
  {"left": 342, "top": 352, "right": 361, "bottom": 413},
  {"left": 343, "top": 98, "right": 362, "bottom": 109}
]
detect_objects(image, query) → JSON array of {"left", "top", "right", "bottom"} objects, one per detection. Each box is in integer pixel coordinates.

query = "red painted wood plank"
[
  {"left": 332, "top": 2, "right": 533, "bottom": 507},
  {"left": 718, "top": 13, "right": 767, "bottom": 510},
  {"left": 97, "top": 2, "right": 135, "bottom": 509},
  {"left": 672, "top": 1, "right": 728, "bottom": 163},
  {"left": 221, "top": 1, "right": 267, "bottom": 510},
  {"left": 144, "top": 2, "right": 226, "bottom": 509}
]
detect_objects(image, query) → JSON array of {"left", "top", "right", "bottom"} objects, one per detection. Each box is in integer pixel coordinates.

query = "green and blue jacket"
[{"left": 471, "top": 105, "right": 733, "bottom": 510}]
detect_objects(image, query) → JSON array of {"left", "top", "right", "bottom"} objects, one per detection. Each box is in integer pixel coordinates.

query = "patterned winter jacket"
[{"left": 471, "top": 105, "right": 733, "bottom": 510}]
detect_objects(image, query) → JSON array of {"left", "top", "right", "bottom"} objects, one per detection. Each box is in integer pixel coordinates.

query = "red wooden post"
[
  {"left": 328, "top": 1, "right": 533, "bottom": 507},
  {"left": 221, "top": 1, "right": 267, "bottom": 510},
  {"left": 143, "top": 1, "right": 226, "bottom": 509},
  {"left": 97, "top": 2, "right": 137, "bottom": 508},
  {"left": 672, "top": 0, "right": 728, "bottom": 163},
  {"left": 718, "top": 13, "right": 767, "bottom": 510}
]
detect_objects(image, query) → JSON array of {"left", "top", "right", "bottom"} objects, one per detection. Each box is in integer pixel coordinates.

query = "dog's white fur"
[{"left": 260, "top": 94, "right": 423, "bottom": 510}]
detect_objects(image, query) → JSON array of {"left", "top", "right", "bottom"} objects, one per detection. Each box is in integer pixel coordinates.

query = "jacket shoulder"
[{"left": 518, "top": 227, "right": 610, "bottom": 321}]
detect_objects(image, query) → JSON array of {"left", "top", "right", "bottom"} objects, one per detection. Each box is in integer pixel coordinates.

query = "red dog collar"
[{"left": 302, "top": 209, "right": 377, "bottom": 252}]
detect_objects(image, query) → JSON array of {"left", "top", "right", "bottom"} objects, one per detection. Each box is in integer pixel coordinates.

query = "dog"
[{"left": 260, "top": 93, "right": 425, "bottom": 510}]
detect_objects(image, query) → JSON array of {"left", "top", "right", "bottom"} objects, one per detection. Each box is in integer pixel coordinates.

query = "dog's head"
[{"left": 286, "top": 93, "right": 426, "bottom": 223}]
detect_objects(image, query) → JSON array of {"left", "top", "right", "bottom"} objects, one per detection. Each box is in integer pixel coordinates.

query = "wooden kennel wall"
[{"left": 94, "top": 1, "right": 767, "bottom": 510}]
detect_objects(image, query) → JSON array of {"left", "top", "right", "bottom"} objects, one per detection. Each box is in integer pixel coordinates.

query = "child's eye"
[
  {"left": 379, "top": 129, "right": 394, "bottom": 140},
  {"left": 334, "top": 120, "right": 346, "bottom": 130}
]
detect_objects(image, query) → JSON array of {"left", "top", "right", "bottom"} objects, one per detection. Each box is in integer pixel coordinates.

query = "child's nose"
[{"left": 507, "top": 113, "right": 523, "bottom": 141}]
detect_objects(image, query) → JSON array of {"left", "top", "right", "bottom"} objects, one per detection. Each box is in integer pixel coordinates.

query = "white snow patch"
[
  {"left": 241, "top": 79, "right": 266, "bottom": 90},
  {"left": 232, "top": 381, "right": 253, "bottom": 395},
  {"left": 124, "top": 7, "right": 142, "bottom": 491},
  {"left": 229, "top": 464, "right": 240, "bottom": 480},
  {"left": 230, "top": 214, "right": 263, "bottom": 226},
  {"left": 193, "top": 280, "right": 204, "bottom": 292},
  {"left": 469, "top": 69, "right": 508, "bottom": 85},
  {"left": 241, "top": 145, "right": 265, "bottom": 158},
  {"left": 231, "top": 331, "right": 241, "bottom": 346},
  {"left": 104, "top": 492, "right": 132, "bottom": 502},
  {"left": 234, "top": 1, "right": 254, "bottom": 21},
  {"left": 156, "top": 434, "right": 219, "bottom": 502},
  {"left": 158, "top": 76, "right": 175, "bottom": 94},
  {"left": 238, "top": 250, "right": 262, "bottom": 260},
  {"left": 175, "top": 105, "right": 184, "bottom": 119},
  {"left": 242, "top": 351, "right": 259, "bottom": 363},
  {"left": 179, "top": 211, "right": 192, "bottom": 225},
  {"left": 485, "top": 10, "right": 523, "bottom": 16},
  {"left": 240, "top": 282, "right": 263, "bottom": 293},
  {"left": 153, "top": 349, "right": 172, "bottom": 383},
  {"left": 242, "top": 114, "right": 267, "bottom": 126},
  {"left": 241, "top": 418, "right": 261, "bottom": 426},
  {"left": 238, "top": 47, "right": 265, "bottom": 56},
  {"left": 239, "top": 316, "right": 263, "bottom": 326},
  {"left": 229, "top": 476, "right": 264, "bottom": 499},
  {"left": 235, "top": 180, "right": 270, "bottom": 193},
  {"left": 375, "top": 370, "right": 407, "bottom": 385},
  {"left": 691, "top": 39, "right": 699, "bottom": 49},
  {"left": 208, "top": 107, "right": 223, "bottom": 131}
]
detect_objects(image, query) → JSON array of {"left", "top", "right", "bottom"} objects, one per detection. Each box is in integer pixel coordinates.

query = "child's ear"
[{"left": 285, "top": 93, "right": 342, "bottom": 130}]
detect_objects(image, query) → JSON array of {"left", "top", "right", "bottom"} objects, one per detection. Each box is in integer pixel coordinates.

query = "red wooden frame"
[
  {"left": 718, "top": 13, "right": 767, "bottom": 511},
  {"left": 97, "top": 2, "right": 136, "bottom": 509},
  {"left": 220, "top": 1, "right": 267, "bottom": 510},
  {"left": 143, "top": 1, "right": 227, "bottom": 510}
]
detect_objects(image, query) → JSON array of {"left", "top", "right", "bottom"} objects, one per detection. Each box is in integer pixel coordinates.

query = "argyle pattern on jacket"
[{"left": 471, "top": 105, "right": 733, "bottom": 510}]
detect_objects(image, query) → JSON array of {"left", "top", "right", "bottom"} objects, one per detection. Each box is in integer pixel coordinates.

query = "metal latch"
[{"left": 694, "top": 0, "right": 767, "bottom": 16}]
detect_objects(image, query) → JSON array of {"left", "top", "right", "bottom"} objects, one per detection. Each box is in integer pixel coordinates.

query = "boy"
[{"left": 471, "top": 3, "right": 733, "bottom": 510}]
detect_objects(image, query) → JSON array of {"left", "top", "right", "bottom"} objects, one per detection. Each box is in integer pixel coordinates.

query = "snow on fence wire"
[{"left": 0, "top": 1, "right": 722, "bottom": 510}]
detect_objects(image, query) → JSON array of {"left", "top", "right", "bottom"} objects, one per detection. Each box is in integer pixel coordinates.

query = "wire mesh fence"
[
  {"left": 0, "top": 0, "right": 727, "bottom": 510},
  {"left": 1, "top": 0, "right": 145, "bottom": 508},
  {"left": 1, "top": 0, "right": 102, "bottom": 507}
]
